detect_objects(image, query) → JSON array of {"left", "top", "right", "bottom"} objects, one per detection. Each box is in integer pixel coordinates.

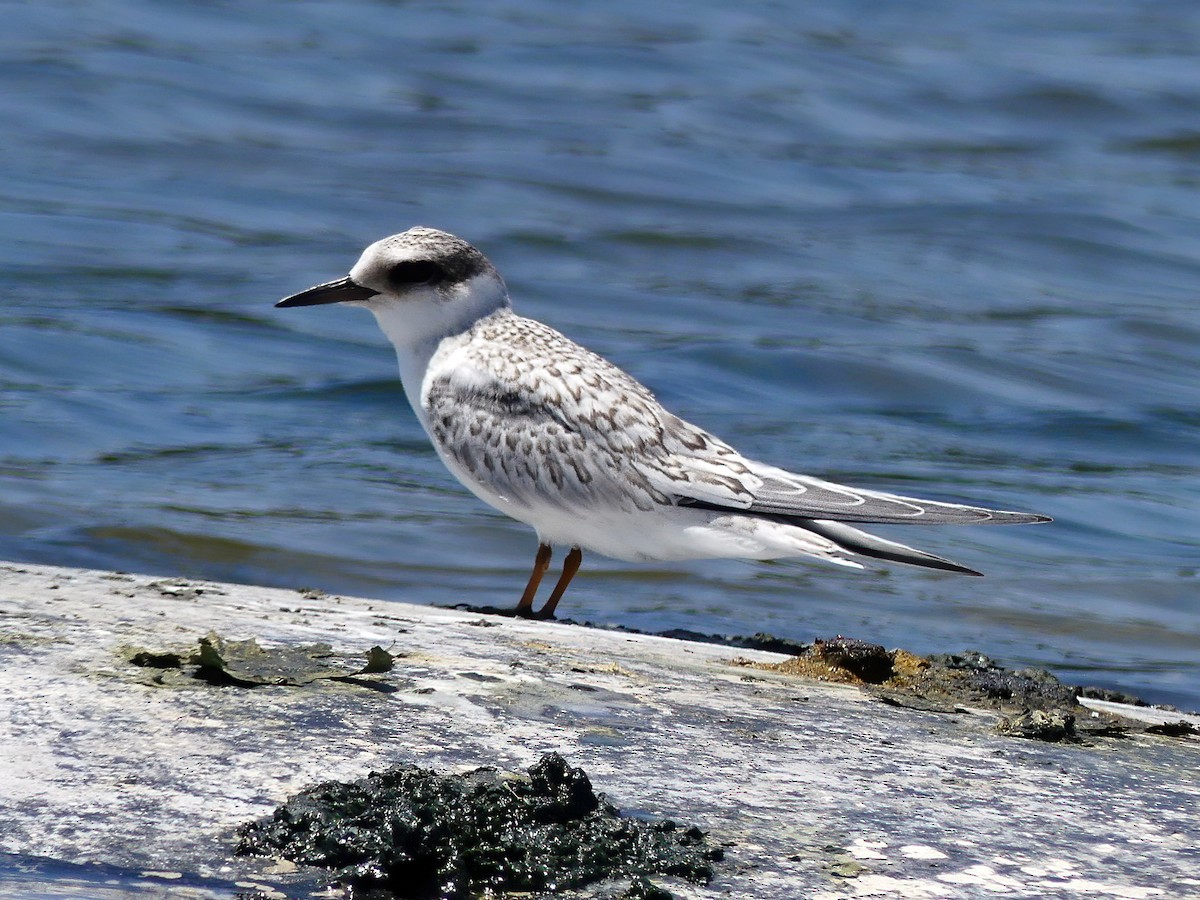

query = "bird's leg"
[
  {"left": 514, "top": 543, "right": 552, "bottom": 616},
  {"left": 536, "top": 546, "right": 582, "bottom": 620}
]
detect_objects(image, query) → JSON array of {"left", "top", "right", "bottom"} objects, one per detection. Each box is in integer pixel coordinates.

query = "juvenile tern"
[{"left": 277, "top": 227, "right": 1050, "bottom": 618}]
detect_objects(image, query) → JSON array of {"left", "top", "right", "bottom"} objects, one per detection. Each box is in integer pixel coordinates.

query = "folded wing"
[{"left": 673, "top": 464, "right": 1050, "bottom": 525}]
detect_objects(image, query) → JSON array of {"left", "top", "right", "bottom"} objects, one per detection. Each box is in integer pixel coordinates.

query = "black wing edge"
[{"left": 797, "top": 519, "right": 984, "bottom": 576}]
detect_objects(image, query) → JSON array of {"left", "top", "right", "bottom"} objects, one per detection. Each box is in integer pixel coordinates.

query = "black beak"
[{"left": 276, "top": 276, "right": 380, "bottom": 308}]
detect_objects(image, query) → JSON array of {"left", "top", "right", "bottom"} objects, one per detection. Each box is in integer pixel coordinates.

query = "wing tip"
[
  {"left": 991, "top": 511, "right": 1053, "bottom": 525},
  {"left": 924, "top": 559, "right": 984, "bottom": 576}
]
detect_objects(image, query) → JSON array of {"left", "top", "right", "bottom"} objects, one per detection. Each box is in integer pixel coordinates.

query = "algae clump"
[{"left": 237, "top": 753, "right": 720, "bottom": 898}]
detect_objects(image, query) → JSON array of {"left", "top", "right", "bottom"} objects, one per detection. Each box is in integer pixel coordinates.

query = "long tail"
[{"left": 797, "top": 519, "right": 984, "bottom": 576}]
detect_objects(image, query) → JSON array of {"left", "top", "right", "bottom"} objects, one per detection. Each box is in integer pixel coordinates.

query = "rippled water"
[{"left": 2, "top": 2, "right": 1198, "bottom": 710}]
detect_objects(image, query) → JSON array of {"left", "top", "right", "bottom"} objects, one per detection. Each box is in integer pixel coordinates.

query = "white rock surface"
[{"left": 0, "top": 561, "right": 1197, "bottom": 899}]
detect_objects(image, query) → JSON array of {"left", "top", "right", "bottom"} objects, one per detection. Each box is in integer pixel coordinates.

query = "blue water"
[{"left": 2, "top": 2, "right": 1197, "bottom": 712}]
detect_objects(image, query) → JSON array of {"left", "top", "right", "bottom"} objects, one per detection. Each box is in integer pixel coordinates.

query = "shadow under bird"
[{"left": 277, "top": 227, "right": 1050, "bottom": 618}]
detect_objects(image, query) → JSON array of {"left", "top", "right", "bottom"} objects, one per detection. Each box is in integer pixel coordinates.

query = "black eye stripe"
[{"left": 387, "top": 261, "right": 445, "bottom": 288}]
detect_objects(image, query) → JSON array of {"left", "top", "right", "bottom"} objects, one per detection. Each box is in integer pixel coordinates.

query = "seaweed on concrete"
[
  {"left": 236, "top": 753, "right": 722, "bottom": 899},
  {"left": 736, "top": 638, "right": 1141, "bottom": 742}
]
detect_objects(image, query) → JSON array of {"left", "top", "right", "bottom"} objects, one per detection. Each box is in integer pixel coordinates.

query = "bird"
[{"left": 277, "top": 227, "right": 1050, "bottom": 619}]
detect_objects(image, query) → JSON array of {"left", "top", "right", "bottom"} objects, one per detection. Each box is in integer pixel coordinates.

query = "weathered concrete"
[{"left": 0, "top": 561, "right": 1197, "bottom": 899}]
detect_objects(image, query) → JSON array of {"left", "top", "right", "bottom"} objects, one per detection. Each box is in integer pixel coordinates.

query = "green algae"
[
  {"left": 236, "top": 753, "right": 721, "bottom": 898},
  {"left": 123, "top": 631, "right": 394, "bottom": 688}
]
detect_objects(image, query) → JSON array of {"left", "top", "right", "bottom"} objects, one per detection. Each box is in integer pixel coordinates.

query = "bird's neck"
[
  {"left": 369, "top": 272, "right": 509, "bottom": 353},
  {"left": 372, "top": 279, "right": 512, "bottom": 428}
]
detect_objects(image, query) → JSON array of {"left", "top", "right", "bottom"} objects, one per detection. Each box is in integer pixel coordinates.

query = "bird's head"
[{"left": 277, "top": 227, "right": 509, "bottom": 346}]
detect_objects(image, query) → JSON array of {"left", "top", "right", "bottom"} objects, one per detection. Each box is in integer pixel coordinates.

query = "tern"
[{"left": 278, "top": 227, "right": 1050, "bottom": 618}]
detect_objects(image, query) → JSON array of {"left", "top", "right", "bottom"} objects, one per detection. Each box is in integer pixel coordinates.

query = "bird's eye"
[{"left": 387, "top": 261, "right": 445, "bottom": 289}]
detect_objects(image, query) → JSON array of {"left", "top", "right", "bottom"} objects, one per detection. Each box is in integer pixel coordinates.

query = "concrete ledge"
[{"left": 1, "top": 561, "right": 1197, "bottom": 898}]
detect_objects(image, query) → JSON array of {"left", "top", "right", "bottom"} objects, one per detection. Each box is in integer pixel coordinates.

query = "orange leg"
[
  {"left": 536, "top": 546, "right": 582, "bottom": 620},
  {"left": 514, "top": 543, "right": 552, "bottom": 616}
]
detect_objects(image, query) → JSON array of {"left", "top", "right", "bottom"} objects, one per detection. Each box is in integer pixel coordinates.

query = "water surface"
[{"left": 2, "top": 1, "right": 1198, "bottom": 709}]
